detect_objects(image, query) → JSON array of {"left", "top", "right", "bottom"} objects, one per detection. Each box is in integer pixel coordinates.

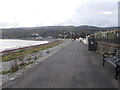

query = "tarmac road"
[{"left": 3, "top": 41, "right": 118, "bottom": 88}]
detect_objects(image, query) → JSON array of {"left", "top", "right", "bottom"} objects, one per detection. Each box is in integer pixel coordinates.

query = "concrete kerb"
[{"left": 1, "top": 40, "right": 71, "bottom": 87}]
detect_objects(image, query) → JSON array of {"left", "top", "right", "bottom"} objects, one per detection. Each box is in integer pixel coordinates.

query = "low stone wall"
[
  {"left": 97, "top": 41, "right": 120, "bottom": 54},
  {"left": 79, "top": 38, "right": 88, "bottom": 45},
  {"left": 2, "top": 52, "right": 40, "bottom": 71},
  {"left": 1, "top": 41, "right": 69, "bottom": 71}
]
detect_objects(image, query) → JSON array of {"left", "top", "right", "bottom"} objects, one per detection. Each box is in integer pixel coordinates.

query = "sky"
[{"left": 0, "top": 0, "right": 119, "bottom": 28}]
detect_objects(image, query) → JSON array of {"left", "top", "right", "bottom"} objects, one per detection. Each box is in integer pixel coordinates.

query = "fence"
[{"left": 89, "top": 30, "right": 120, "bottom": 44}]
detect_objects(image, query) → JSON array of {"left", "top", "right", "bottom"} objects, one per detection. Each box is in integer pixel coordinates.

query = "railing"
[
  {"left": 95, "top": 38, "right": 120, "bottom": 44},
  {"left": 88, "top": 30, "right": 120, "bottom": 44}
]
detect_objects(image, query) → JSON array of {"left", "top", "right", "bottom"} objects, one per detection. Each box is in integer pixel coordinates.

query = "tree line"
[{"left": 1, "top": 26, "right": 115, "bottom": 39}]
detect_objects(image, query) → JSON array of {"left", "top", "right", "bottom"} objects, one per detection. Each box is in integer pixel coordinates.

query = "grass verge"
[
  {"left": 1, "top": 40, "right": 64, "bottom": 62},
  {"left": 0, "top": 70, "right": 14, "bottom": 75}
]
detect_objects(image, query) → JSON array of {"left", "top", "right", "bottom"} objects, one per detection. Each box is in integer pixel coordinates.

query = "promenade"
[{"left": 3, "top": 41, "right": 118, "bottom": 88}]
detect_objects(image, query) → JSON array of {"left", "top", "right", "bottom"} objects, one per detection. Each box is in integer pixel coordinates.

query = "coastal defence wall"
[
  {"left": 1, "top": 40, "right": 69, "bottom": 71},
  {"left": 1, "top": 40, "right": 71, "bottom": 86}
]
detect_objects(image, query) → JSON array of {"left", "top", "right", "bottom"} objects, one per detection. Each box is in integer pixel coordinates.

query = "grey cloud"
[{"left": 59, "top": 1, "right": 118, "bottom": 27}]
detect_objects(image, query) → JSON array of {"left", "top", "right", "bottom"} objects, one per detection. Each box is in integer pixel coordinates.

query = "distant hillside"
[
  {"left": 103, "top": 27, "right": 119, "bottom": 30},
  {"left": 1, "top": 25, "right": 117, "bottom": 39}
]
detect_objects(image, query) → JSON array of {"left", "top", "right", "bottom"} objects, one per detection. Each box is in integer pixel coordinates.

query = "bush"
[
  {"left": 0, "top": 70, "right": 14, "bottom": 75},
  {"left": 11, "top": 65, "right": 19, "bottom": 72}
]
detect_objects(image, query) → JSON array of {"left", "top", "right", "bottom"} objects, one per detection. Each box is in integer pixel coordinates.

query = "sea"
[{"left": 0, "top": 39, "right": 49, "bottom": 52}]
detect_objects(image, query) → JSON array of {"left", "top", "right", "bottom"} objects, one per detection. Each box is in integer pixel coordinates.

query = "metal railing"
[
  {"left": 88, "top": 30, "right": 120, "bottom": 44},
  {"left": 95, "top": 38, "right": 120, "bottom": 44}
]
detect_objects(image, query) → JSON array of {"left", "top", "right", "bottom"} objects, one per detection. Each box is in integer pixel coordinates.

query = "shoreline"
[{"left": 0, "top": 39, "right": 59, "bottom": 55}]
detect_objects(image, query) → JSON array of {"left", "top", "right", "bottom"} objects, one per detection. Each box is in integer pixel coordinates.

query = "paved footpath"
[{"left": 3, "top": 41, "right": 119, "bottom": 88}]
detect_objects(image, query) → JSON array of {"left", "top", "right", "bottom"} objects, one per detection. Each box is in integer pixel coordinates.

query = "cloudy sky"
[{"left": 0, "top": 0, "right": 119, "bottom": 28}]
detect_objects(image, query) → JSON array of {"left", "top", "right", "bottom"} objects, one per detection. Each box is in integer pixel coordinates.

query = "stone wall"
[
  {"left": 0, "top": 40, "right": 71, "bottom": 86},
  {"left": 79, "top": 37, "right": 88, "bottom": 45},
  {"left": 1, "top": 40, "right": 70, "bottom": 71}
]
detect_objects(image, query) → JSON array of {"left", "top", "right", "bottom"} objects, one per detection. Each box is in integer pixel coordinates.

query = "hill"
[{"left": 1, "top": 25, "right": 117, "bottom": 39}]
